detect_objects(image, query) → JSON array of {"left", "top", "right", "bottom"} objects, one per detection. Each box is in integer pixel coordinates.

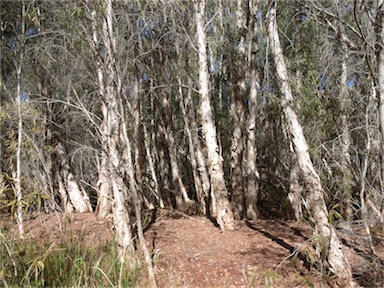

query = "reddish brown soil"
[{"left": 2, "top": 211, "right": 383, "bottom": 287}]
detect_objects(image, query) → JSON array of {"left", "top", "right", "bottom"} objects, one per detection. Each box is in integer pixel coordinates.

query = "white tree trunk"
[
  {"left": 194, "top": 0, "right": 234, "bottom": 230},
  {"left": 267, "top": 3, "right": 352, "bottom": 280},
  {"left": 97, "top": 0, "right": 135, "bottom": 261},
  {"left": 15, "top": 57, "right": 24, "bottom": 238},
  {"left": 96, "top": 151, "right": 112, "bottom": 218},
  {"left": 288, "top": 144, "right": 304, "bottom": 221},
  {"left": 186, "top": 77, "right": 212, "bottom": 215},
  {"left": 339, "top": 26, "right": 353, "bottom": 220},
  {"left": 56, "top": 142, "right": 92, "bottom": 213},
  {"left": 89, "top": 8, "right": 113, "bottom": 218}
]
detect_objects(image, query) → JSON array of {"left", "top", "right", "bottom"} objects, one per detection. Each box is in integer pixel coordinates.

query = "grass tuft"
[{"left": 0, "top": 231, "right": 148, "bottom": 287}]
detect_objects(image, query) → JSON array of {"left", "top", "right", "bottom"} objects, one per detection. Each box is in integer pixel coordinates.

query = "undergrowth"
[{"left": 0, "top": 230, "right": 147, "bottom": 287}]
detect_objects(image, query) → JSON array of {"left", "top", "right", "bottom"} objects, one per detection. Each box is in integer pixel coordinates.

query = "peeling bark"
[
  {"left": 56, "top": 142, "right": 92, "bottom": 213},
  {"left": 267, "top": 2, "right": 352, "bottom": 280},
  {"left": 245, "top": 0, "right": 261, "bottom": 221},
  {"left": 194, "top": 0, "right": 234, "bottom": 230}
]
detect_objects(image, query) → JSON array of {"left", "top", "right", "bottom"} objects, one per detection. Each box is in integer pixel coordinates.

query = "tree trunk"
[
  {"left": 99, "top": 0, "right": 135, "bottom": 261},
  {"left": 177, "top": 77, "right": 207, "bottom": 214},
  {"left": 120, "top": 104, "right": 157, "bottom": 287},
  {"left": 143, "top": 122, "right": 164, "bottom": 208},
  {"left": 185, "top": 77, "right": 212, "bottom": 215},
  {"left": 56, "top": 142, "right": 92, "bottom": 213},
  {"left": 230, "top": 0, "right": 248, "bottom": 220},
  {"left": 15, "top": 34, "right": 24, "bottom": 238},
  {"left": 267, "top": 2, "right": 352, "bottom": 280},
  {"left": 96, "top": 151, "right": 112, "bottom": 218},
  {"left": 89, "top": 8, "right": 112, "bottom": 218},
  {"left": 245, "top": 0, "right": 261, "bottom": 221},
  {"left": 194, "top": 0, "right": 234, "bottom": 231},
  {"left": 339, "top": 25, "right": 353, "bottom": 221},
  {"left": 288, "top": 143, "right": 304, "bottom": 221},
  {"left": 161, "top": 88, "right": 193, "bottom": 208}
]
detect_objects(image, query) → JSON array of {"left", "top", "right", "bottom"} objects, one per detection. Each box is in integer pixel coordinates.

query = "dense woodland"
[{"left": 1, "top": 0, "right": 383, "bottom": 286}]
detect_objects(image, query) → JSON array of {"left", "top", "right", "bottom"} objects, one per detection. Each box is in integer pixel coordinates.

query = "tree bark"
[
  {"left": 178, "top": 77, "right": 206, "bottom": 213},
  {"left": 267, "top": 2, "right": 352, "bottom": 280},
  {"left": 96, "top": 151, "right": 112, "bottom": 218},
  {"left": 56, "top": 142, "right": 92, "bottom": 213},
  {"left": 143, "top": 122, "right": 164, "bottom": 208},
  {"left": 245, "top": 0, "right": 261, "bottom": 221},
  {"left": 339, "top": 25, "right": 353, "bottom": 221},
  {"left": 161, "top": 88, "right": 194, "bottom": 208},
  {"left": 230, "top": 0, "right": 248, "bottom": 220},
  {"left": 288, "top": 144, "right": 304, "bottom": 221},
  {"left": 89, "top": 8, "right": 112, "bottom": 218},
  {"left": 98, "top": 0, "right": 135, "bottom": 261},
  {"left": 194, "top": 0, "right": 234, "bottom": 230},
  {"left": 185, "top": 77, "right": 212, "bottom": 215}
]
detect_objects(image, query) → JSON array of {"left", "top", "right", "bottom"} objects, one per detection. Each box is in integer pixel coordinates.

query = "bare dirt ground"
[{"left": 2, "top": 210, "right": 383, "bottom": 287}]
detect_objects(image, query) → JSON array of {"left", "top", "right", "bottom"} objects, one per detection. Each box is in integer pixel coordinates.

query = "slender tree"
[
  {"left": 267, "top": 1, "right": 353, "bottom": 281},
  {"left": 194, "top": 0, "right": 234, "bottom": 230}
]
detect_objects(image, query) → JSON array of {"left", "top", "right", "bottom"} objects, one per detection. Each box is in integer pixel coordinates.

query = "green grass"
[{"left": 0, "top": 231, "right": 148, "bottom": 287}]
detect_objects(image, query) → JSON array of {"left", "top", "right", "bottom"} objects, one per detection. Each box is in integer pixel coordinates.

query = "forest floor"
[{"left": 2, "top": 210, "right": 384, "bottom": 287}]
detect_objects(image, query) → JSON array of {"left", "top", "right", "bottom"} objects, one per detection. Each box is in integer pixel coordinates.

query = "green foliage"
[
  {"left": 328, "top": 204, "right": 342, "bottom": 224},
  {"left": 0, "top": 234, "right": 146, "bottom": 287},
  {"left": 0, "top": 173, "right": 49, "bottom": 216}
]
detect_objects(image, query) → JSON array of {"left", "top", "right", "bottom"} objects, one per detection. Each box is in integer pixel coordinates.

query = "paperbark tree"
[
  {"left": 56, "top": 142, "right": 92, "bottom": 213},
  {"left": 267, "top": 1, "right": 353, "bottom": 281},
  {"left": 88, "top": 7, "right": 113, "bottom": 218},
  {"left": 245, "top": 0, "right": 261, "bottom": 221},
  {"left": 230, "top": 0, "right": 248, "bottom": 219},
  {"left": 87, "top": 0, "right": 134, "bottom": 261},
  {"left": 194, "top": 0, "right": 234, "bottom": 231}
]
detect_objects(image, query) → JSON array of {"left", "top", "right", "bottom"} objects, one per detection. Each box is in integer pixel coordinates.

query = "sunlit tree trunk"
[
  {"left": 194, "top": 0, "right": 234, "bottom": 230},
  {"left": 100, "top": 0, "right": 134, "bottom": 261},
  {"left": 56, "top": 142, "right": 92, "bottom": 213},
  {"left": 186, "top": 77, "right": 212, "bottom": 215},
  {"left": 288, "top": 0, "right": 304, "bottom": 222},
  {"left": 96, "top": 151, "right": 112, "bottom": 218},
  {"left": 245, "top": 0, "right": 260, "bottom": 221},
  {"left": 339, "top": 25, "right": 353, "bottom": 221},
  {"left": 89, "top": 8, "right": 112, "bottom": 218},
  {"left": 267, "top": 2, "right": 352, "bottom": 280}
]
